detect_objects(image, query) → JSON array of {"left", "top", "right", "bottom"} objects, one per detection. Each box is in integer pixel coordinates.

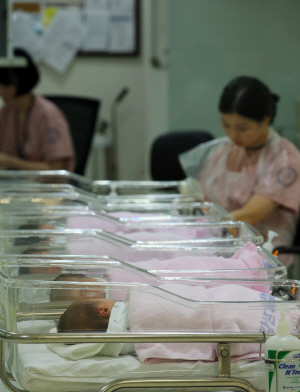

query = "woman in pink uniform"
[
  {"left": 179, "top": 76, "right": 300, "bottom": 267},
  {"left": 0, "top": 48, "right": 75, "bottom": 171}
]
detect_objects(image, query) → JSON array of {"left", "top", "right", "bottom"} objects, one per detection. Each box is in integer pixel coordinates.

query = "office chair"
[
  {"left": 150, "top": 130, "right": 214, "bottom": 181},
  {"left": 45, "top": 95, "right": 101, "bottom": 175}
]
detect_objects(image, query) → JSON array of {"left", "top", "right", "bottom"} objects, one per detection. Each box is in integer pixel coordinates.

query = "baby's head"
[
  {"left": 14, "top": 224, "right": 55, "bottom": 246},
  {"left": 19, "top": 249, "right": 61, "bottom": 275},
  {"left": 50, "top": 274, "right": 106, "bottom": 302},
  {"left": 57, "top": 298, "right": 115, "bottom": 332}
]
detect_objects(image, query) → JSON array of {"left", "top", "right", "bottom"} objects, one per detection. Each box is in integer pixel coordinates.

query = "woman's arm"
[
  {"left": 231, "top": 194, "right": 279, "bottom": 226},
  {"left": 0, "top": 152, "right": 66, "bottom": 170}
]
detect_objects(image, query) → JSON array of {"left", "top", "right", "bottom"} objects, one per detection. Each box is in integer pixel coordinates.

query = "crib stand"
[{"left": 0, "top": 330, "right": 271, "bottom": 392}]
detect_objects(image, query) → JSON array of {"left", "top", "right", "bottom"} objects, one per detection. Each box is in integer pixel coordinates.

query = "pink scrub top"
[
  {"left": 0, "top": 95, "right": 75, "bottom": 171},
  {"left": 180, "top": 130, "right": 300, "bottom": 267}
]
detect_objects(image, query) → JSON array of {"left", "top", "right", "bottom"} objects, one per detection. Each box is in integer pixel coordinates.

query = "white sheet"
[{"left": 13, "top": 342, "right": 265, "bottom": 392}]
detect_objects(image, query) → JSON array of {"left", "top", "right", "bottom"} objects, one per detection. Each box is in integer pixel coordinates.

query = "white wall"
[
  {"left": 169, "top": 0, "right": 300, "bottom": 143},
  {"left": 35, "top": 0, "right": 169, "bottom": 181}
]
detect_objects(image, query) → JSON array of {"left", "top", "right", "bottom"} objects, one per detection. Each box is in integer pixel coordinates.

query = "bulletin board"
[{"left": 12, "top": 0, "right": 141, "bottom": 58}]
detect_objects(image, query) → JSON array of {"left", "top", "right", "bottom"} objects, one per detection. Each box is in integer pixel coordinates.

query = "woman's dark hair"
[
  {"left": 218, "top": 76, "right": 280, "bottom": 124},
  {"left": 0, "top": 48, "right": 40, "bottom": 96}
]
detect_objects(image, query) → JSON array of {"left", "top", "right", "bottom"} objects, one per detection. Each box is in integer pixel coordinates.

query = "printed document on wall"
[
  {"left": 82, "top": 10, "right": 108, "bottom": 51},
  {"left": 107, "top": 0, "right": 135, "bottom": 52},
  {"left": 41, "top": 8, "right": 86, "bottom": 73},
  {"left": 12, "top": 11, "right": 43, "bottom": 62}
]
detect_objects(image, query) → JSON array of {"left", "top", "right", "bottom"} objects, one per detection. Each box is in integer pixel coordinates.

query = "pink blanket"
[
  {"left": 67, "top": 212, "right": 160, "bottom": 234},
  {"left": 105, "top": 242, "right": 268, "bottom": 292},
  {"left": 66, "top": 240, "right": 270, "bottom": 293},
  {"left": 129, "top": 284, "right": 215, "bottom": 362},
  {"left": 67, "top": 216, "right": 138, "bottom": 234},
  {"left": 65, "top": 236, "right": 127, "bottom": 260},
  {"left": 129, "top": 283, "right": 300, "bottom": 364},
  {"left": 67, "top": 216, "right": 221, "bottom": 239}
]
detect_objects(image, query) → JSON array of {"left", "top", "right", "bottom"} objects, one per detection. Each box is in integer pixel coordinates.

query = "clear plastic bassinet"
[
  {"left": 0, "top": 271, "right": 300, "bottom": 392},
  {"left": 0, "top": 208, "right": 233, "bottom": 235},
  {"left": 0, "top": 229, "right": 285, "bottom": 279},
  {"left": 0, "top": 201, "right": 230, "bottom": 224},
  {"left": 0, "top": 190, "right": 232, "bottom": 219},
  {"left": 0, "top": 170, "right": 204, "bottom": 201},
  {"left": 0, "top": 246, "right": 287, "bottom": 280},
  {"left": 0, "top": 186, "right": 200, "bottom": 204},
  {"left": 1, "top": 269, "right": 300, "bottom": 334},
  {"left": 0, "top": 219, "right": 263, "bottom": 251}
]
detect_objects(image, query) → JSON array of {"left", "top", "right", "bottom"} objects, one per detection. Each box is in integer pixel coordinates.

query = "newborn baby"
[
  {"left": 58, "top": 298, "right": 116, "bottom": 332},
  {"left": 53, "top": 285, "right": 300, "bottom": 363},
  {"left": 56, "top": 298, "right": 135, "bottom": 357},
  {"left": 51, "top": 274, "right": 106, "bottom": 302},
  {"left": 20, "top": 249, "right": 61, "bottom": 275}
]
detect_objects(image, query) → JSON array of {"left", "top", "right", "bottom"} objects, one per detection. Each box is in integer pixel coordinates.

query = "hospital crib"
[
  {"left": 0, "top": 208, "right": 259, "bottom": 241},
  {"left": 0, "top": 220, "right": 263, "bottom": 252},
  {"left": 0, "top": 244, "right": 286, "bottom": 280},
  {"left": 0, "top": 267, "right": 299, "bottom": 392},
  {"left": 0, "top": 170, "right": 203, "bottom": 201},
  {"left": 0, "top": 190, "right": 232, "bottom": 220},
  {"left": 0, "top": 229, "right": 285, "bottom": 279},
  {"left": 0, "top": 209, "right": 232, "bottom": 237},
  {"left": 0, "top": 185, "right": 199, "bottom": 205}
]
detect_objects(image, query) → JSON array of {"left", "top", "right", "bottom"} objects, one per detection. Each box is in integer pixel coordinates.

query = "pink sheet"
[
  {"left": 105, "top": 242, "right": 269, "bottom": 292},
  {"left": 66, "top": 240, "right": 270, "bottom": 291},
  {"left": 129, "top": 283, "right": 300, "bottom": 364},
  {"left": 67, "top": 216, "right": 128, "bottom": 234},
  {"left": 129, "top": 283, "right": 215, "bottom": 362},
  {"left": 67, "top": 216, "right": 220, "bottom": 239},
  {"left": 67, "top": 212, "right": 159, "bottom": 234}
]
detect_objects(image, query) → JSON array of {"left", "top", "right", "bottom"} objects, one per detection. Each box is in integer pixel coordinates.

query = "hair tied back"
[{"left": 272, "top": 93, "right": 280, "bottom": 103}]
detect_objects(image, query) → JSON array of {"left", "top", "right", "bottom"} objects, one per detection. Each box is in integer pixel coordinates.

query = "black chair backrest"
[
  {"left": 150, "top": 130, "right": 214, "bottom": 181},
  {"left": 45, "top": 95, "right": 101, "bottom": 175},
  {"left": 273, "top": 212, "right": 300, "bottom": 255}
]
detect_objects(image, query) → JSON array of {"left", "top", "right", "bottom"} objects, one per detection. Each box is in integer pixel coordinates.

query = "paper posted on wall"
[
  {"left": 82, "top": 0, "right": 135, "bottom": 53},
  {"left": 10, "top": 0, "right": 137, "bottom": 73},
  {"left": 107, "top": 0, "right": 135, "bottom": 52},
  {"left": 108, "top": 13, "right": 135, "bottom": 52},
  {"left": 81, "top": 9, "right": 108, "bottom": 51},
  {"left": 40, "top": 8, "right": 86, "bottom": 73},
  {"left": 12, "top": 11, "right": 43, "bottom": 63}
]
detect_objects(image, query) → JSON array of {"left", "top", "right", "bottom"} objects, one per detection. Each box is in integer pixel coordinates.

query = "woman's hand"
[
  {"left": 0, "top": 153, "right": 66, "bottom": 170},
  {"left": 0, "top": 152, "right": 13, "bottom": 168}
]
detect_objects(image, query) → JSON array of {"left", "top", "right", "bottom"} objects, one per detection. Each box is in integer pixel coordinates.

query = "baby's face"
[
  {"left": 39, "top": 224, "right": 56, "bottom": 230},
  {"left": 25, "top": 251, "right": 62, "bottom": 274},
  {"left": 29, "top": 266, "right": 62, "bottom": 274}
]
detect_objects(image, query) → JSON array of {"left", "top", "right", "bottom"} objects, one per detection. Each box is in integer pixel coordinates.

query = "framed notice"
[{"left": 12, "top": 0, "right": 141, "bottom": 60}]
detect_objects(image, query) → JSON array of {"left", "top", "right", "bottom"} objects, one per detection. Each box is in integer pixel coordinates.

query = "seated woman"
[
  {"left": 179, "top": 76, "right": 300, "bottom": 267},
  {"left": 0, "top": 48, "right": 75, "bottom": 171}
]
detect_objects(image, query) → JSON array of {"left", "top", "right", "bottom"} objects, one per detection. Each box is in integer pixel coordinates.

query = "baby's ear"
[{"left": 97, "top": 305, "right": 111, "bottom": 318}]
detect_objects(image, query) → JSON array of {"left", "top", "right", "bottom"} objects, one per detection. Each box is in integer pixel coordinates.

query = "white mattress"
[{"left": 12, "top": 343, "right": 266, "bottom": 392}]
